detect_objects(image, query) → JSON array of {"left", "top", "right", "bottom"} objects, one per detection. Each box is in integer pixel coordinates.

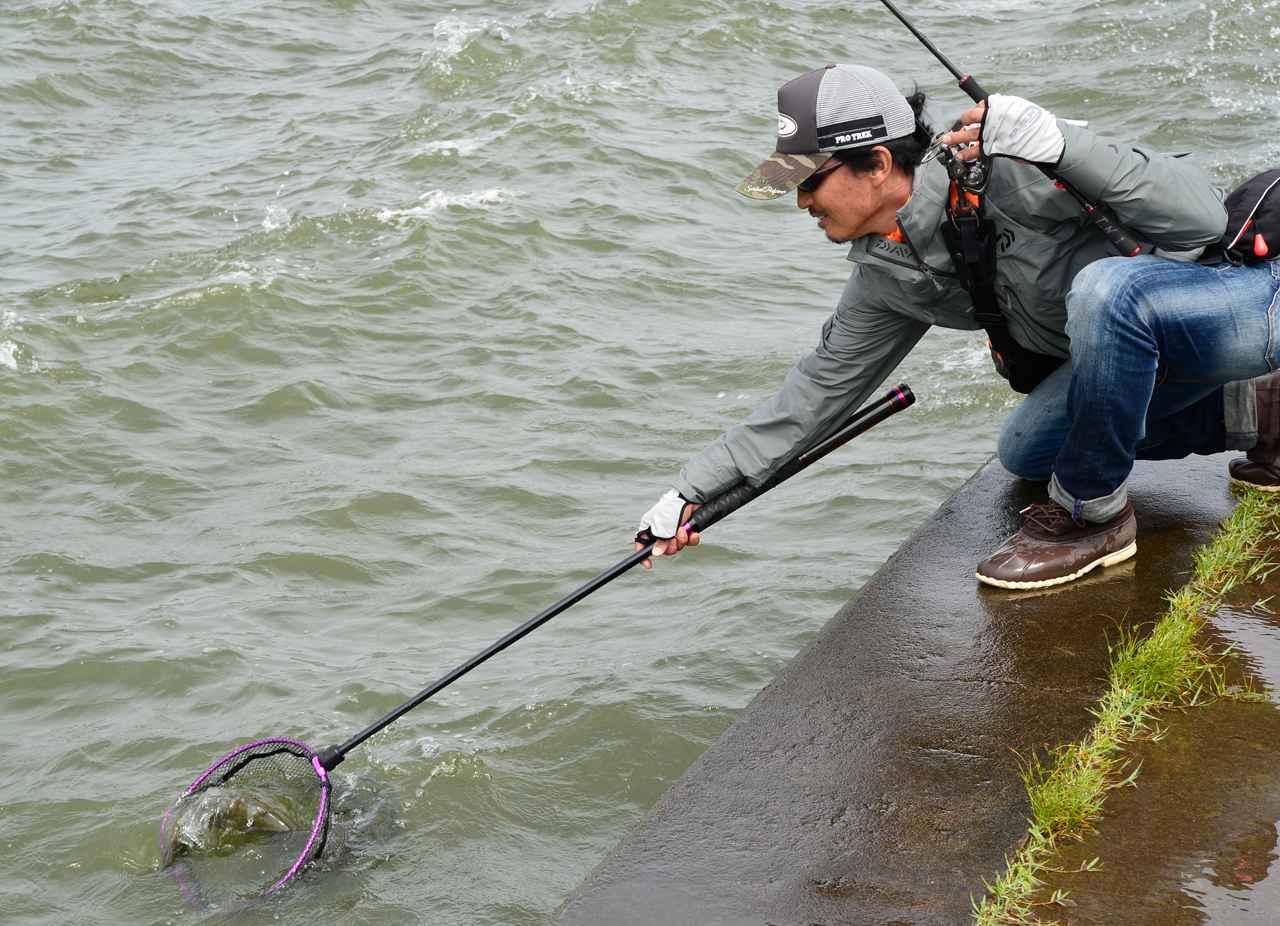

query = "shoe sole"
[
  {"left": 1229, "top": 475, "right": 1280, "bottom": 492},
  {"left": 975, "top": 541, "right": 1138, "bottom": 590}
]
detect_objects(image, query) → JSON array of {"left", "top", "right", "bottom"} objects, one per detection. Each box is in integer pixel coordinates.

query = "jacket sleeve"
[
  {"left": 672, "top": 267, "right": 930, "bottom": 503},
  {"left": 1053, "top": 122, "right": 1227, "bottom": 250}
]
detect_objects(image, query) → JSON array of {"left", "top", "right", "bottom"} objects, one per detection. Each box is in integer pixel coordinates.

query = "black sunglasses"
[{"left": 797, "top": 159, "right": 844, "bottom": 194}]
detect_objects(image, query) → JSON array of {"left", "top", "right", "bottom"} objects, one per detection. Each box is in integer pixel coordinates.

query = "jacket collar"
[{"left": 846, "top": 158, "right": 956, "bottom": 280}]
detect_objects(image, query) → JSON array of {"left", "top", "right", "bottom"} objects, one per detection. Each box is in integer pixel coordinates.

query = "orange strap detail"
[{"left": 948, "top": 181, "right": 981, "bottom": 213}]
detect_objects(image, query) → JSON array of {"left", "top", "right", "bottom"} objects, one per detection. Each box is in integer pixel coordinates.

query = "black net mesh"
[{"left": 160, "top": 739, "right": 332, "bottom": 910}]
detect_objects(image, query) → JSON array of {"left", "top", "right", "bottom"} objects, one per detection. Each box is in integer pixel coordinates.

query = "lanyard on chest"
[
  {"left": 941, "top": 173, "right": 1065, "bottom": 394},
  {"left": 945, "top": 179, "right": 990, "bottom": 297}
]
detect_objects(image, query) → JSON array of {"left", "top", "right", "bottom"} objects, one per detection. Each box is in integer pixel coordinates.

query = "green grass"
[{"left": 972, "top": 489, "right": 1280, "bottom": 926}]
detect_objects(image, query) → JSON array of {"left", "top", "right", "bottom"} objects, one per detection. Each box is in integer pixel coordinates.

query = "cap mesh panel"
[{"left": 815, "top": 66, "right": 915, "bottom": 149}]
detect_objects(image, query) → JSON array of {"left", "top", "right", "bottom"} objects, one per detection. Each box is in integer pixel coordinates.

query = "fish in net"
[{"left": 159, "top": 739, "right": 331, "bottom": 910}]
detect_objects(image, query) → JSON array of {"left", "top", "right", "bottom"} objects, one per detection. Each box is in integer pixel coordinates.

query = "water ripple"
[{"left": 2, "top": 0, "right": 1267, "bottom": 922}]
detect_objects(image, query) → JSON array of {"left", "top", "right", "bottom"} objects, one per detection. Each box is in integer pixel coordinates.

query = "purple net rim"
[
  {"left": 162, "top": 736, "right": 332, "bottom": 900},
  {"left": 271, "top": 750, "right": 329, "bottom": 895},
  {"left": 184, "top": 737, "right": 324, "bottom": 795}
]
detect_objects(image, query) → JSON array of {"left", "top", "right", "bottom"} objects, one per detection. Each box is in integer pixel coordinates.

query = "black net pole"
[
  {"left": 317, "top": 383, "right": 915, "bottom": 771},
  {"left": 319, "top": 544, "right": 656, "bottom": 769}
]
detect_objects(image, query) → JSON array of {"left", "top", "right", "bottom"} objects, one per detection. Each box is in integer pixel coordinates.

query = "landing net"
[{"left": 159, "top": 738, "right": 331, "bottom": 909}]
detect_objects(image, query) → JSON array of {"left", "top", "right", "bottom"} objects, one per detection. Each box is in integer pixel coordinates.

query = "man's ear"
[{"left": 872, "top": 146, "right": 893, "bottom": 183}]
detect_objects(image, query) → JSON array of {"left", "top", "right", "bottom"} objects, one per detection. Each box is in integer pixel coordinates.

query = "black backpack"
[{"left": 1221, "top": 168, "right": 1280, "bottom": 264}]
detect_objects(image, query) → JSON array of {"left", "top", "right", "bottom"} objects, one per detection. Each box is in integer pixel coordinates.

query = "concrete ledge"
[{"left": 559, "top": 455, "right": 1237, "bottom": 925}]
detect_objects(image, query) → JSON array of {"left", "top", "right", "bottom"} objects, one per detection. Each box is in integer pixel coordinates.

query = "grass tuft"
[{"left": 972, "top": 489, "right": 1280, "bottom": 925}]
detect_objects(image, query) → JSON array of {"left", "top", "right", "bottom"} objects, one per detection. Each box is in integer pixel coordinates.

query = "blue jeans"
[{"left": 998, "top": 256, "right": 1280, "bottom": 521}]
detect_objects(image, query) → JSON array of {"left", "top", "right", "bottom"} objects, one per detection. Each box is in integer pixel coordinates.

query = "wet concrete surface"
[
  {"left": 1030, "top": 583, "right": 1280, "bottom": 924},
  {"left": 557, "top": 455, "right": 1246, "bottom": 926}
]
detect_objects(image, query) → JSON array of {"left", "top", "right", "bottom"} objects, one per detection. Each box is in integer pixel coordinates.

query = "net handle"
[{"left": 316, "top": 384, "right": 915, "bottom": 771}]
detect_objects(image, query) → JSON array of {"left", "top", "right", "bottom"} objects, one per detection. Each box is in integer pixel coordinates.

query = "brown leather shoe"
[
  {"left": 1229, "top": 458, "right": 1280, "bottom": 491},
  {"left": 976, "top": 501, "right": 1137, "bottom": 590}
]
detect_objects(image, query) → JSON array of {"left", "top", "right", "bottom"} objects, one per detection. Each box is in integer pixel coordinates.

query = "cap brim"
[{"left": 735, "top": 151, "right": 831, "bottom": 200}]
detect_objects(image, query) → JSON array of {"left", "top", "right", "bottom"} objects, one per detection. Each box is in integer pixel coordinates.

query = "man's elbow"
[
  {"left": 1185, "top": 190, "right": 1228, "bottom": 246},
  {"left": 1147, "top": 191, "right": 1227, "bottom": 251},
  {"left": 1164, "top": 170, "right": 1229, "bottom": 248}
]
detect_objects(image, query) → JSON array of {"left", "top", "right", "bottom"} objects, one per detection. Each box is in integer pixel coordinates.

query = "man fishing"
[{"left": 635, "top": 63, "right": 1280, "bottom": 589}]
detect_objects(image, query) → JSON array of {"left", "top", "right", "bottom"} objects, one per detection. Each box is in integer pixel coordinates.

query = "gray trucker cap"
[{"left": 737, "top": 64, "right": 916, "bottom": 200}]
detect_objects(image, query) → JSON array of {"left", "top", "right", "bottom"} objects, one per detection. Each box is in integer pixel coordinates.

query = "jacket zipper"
[{"left": 891, "top": 220, "right": 958, "bottom": 280}]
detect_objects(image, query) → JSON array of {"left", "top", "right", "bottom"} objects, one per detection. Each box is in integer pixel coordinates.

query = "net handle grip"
[{"left": 686, "top": 384, "right": 914, "bottom": 534}]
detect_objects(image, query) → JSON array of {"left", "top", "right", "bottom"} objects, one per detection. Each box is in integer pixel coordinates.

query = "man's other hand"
[{"left": 941, "top": 96, "right": 1065, "bottom": 166}]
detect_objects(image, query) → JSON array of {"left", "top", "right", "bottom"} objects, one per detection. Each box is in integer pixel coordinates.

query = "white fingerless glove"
[
  {"left": 636, "top": 488, "right": 690, "bottom": 542},
  {"left": 981, "top": 94, "right": 1065, "bottom": 166}
]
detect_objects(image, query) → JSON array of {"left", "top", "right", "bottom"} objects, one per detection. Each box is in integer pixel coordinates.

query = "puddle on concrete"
[
  {"left": 1028, "top": 589, "right": 1280, "bottom": 924},
  {"left": 1215, "top": 605, "right": 1280, "bottom": 705},
  {"left": 1178, "top": 819, "right": 1280, "bottom": 925}
]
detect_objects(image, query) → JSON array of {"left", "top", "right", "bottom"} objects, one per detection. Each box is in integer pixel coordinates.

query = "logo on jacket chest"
[{"left": 870, "top": 237, "right": 916, "bottom": 263}]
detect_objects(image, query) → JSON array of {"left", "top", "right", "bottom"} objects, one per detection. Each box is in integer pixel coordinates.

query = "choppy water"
[{"left": 2, "top": 1, "right": 1276, "bottom": 923}]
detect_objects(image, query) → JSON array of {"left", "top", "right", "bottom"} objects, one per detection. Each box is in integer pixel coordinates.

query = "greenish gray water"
[{"left": 1, "top": 1, "right": 1275, "bottom": 923}]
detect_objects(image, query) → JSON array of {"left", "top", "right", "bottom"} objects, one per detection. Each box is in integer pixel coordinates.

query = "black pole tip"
[{"left": 316, "top": 745, "right": 344, "bottom": 773}]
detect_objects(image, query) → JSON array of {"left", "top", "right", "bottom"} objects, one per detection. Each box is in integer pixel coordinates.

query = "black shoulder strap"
[{"left": 941, "top": 180, "right": 1064, "bottom": 394}]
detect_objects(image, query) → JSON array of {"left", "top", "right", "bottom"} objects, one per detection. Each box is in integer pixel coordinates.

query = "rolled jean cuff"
[
  {"left": 1048, "top": 473, "right": 1129, "bottom": 523},
  {"left": 1224, "top": 379, "right": 1259, "bottom": 450}
]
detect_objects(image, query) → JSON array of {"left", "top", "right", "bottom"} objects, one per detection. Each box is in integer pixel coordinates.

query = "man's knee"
[
  {"left": 997, "top": 420, "right": 1054, "bottom": 481},
  {"left": 1065, "top": 256, "right": 1157, "bottom": 344}
]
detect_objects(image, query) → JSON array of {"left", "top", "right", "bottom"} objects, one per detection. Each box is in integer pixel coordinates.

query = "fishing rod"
[{"left": 877, "top": 0, "right": 1141, "bottom": 257}]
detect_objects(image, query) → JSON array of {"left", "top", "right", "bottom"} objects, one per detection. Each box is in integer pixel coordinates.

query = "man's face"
[{"left": 795, "top": 150, "right": 898, "bottom": 244}]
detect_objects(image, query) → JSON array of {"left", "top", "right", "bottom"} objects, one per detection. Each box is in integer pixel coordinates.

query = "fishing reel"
[
  {"left": 923, "top": 130, "right": 990, "bottom": 194},
  {"left": 947, "top": 149, "right": 988, "bottom": 193}
]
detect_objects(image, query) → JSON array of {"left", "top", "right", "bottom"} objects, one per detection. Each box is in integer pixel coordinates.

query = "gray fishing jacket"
[{"left": 673, "top": 122, "right": 1230, "bottom": 503}]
